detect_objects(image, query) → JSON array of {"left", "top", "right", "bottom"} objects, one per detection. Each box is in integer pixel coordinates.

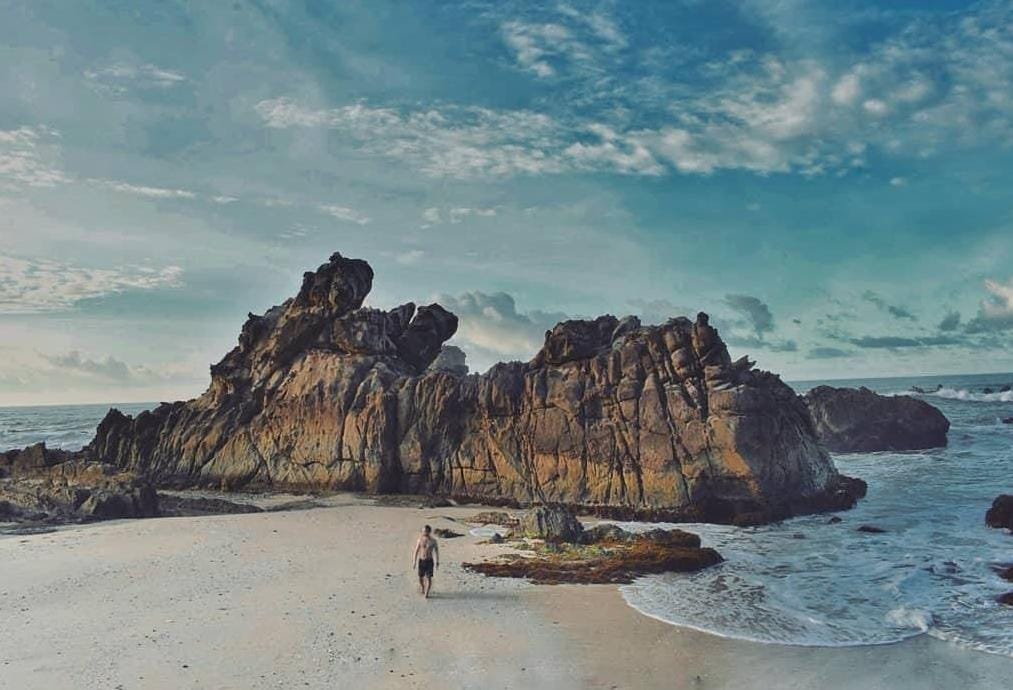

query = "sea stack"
[{"left": 86, "top": 252, "right": 865, "bottom": 524}]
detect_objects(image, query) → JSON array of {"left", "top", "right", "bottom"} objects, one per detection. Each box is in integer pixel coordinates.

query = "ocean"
[{"left": 2, "top": 373, "right": 1011, "bottom": 657}]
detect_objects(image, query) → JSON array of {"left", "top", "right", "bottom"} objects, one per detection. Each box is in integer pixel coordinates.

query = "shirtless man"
[{"left": 411, "top": 525, "right": 439, "bottom": 598}]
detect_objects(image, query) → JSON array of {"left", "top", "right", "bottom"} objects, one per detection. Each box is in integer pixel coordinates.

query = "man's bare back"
[{"left": 412, "top": 525, "right": 439, "bottom": 598}]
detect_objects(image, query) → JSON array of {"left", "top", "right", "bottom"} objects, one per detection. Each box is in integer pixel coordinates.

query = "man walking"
[{"left": 411, "top": 525, "right": 439, "bottom": 598}]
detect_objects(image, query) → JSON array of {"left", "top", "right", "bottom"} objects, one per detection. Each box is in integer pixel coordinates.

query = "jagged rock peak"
[{"left": 292, "top": 252, "right": 374, "bottom": 313}]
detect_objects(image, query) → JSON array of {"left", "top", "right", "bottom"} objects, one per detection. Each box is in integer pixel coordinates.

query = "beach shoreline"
[{"left": 1, "top": 496, "right": 1010, "bottom": 690}]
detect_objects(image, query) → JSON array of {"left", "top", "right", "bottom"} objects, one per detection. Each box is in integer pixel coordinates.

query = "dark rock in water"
[
  {"left": 993, "top": 564, "right": 1013, "bottom": 582},
  {"left": 983, "top": 387, "right": 994, "bottom": 395},
  {"left": 433, "top": 528, "right": 463, "bottom": 539},
  {"left": 1000, "top": 385, "right": 1011, "bottom": 393},
  {"left": 985, "top": 495, "right": 1013, "bottom": 531},
  {"left": 804, "top": 386, "right": 950, "bottom": 452},
  {"left": 857, "top": 524, "right": 887, "bottom": 533},
  {"left": 488, "top": 533, "right": 505, "bottom": 544},
  {"left": 518, "top": 506, "right": 584, "bottom": 543},
  {"left": 82, "top": 252, "right": 864, "bottom": 524},
  {"left": 998, "top": 592, "right": 1013, "bottom": 606},
  {"left": 1001, "top": 417, "right": 1013, "bottom": 425},
  {"left": 828, "top": 516, "right": 843, "bottom": 524}
]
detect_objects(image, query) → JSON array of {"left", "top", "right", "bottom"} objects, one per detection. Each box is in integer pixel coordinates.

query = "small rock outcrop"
[
  {"left": 986, "top": 495, "right": 1013, "bottom": 531},
  {"left": 82, "top": 252, "right": 864, "bottom": 524},
  {"left": 804, "top": 386, "right": 950, "bottom": 452},
  {"left": 517, "top": 506, "right": 585, "bottom": 543},
  {"left": 463, "top": 523, "right": 722, "bottom": 584},
  {"left": 0, "top": 443, "right": 159, "bottom": 523}
]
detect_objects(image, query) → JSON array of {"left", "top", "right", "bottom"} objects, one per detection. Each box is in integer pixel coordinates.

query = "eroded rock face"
[
  {"left": 804, "top": 386, "right": 950, "bottom": 453},
  {"left": 85, "top": 252, "right": 864, "bottom": 523}
]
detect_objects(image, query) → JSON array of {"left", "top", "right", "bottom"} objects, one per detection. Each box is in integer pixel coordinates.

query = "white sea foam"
[
  {"left": 929, "top": 387, "right": 1013, "bottom": 403},
  {"left": 612, "top": 377, "right": 1013, "bottom": 657}
]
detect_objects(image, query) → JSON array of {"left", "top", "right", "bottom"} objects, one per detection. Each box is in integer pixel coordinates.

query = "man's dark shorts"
[{"left": 418, "top": 558, "right": 434, "bottom": 578}]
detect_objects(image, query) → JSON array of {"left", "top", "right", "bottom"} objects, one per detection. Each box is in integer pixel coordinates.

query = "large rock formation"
[
  {"left": 85, "top": 252, "right": 864, "bottom": 524},
  {"left": 804, "top": 386, "right": 950, "bottom": 452}
]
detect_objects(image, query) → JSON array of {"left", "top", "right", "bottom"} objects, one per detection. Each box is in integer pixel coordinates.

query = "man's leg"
[
  {"left": 418, "top": 571, "right": 425, "bottom": 595},
  {"left": 423, "top": 574, "right": 432, "bottom": 598}
]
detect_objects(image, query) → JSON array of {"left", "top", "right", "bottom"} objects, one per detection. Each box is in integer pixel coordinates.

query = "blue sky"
[{"left": 1, "top": 0, "right": 1012, "bottom": 405}]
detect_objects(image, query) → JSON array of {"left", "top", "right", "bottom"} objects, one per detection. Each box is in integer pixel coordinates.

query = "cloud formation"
[
  {"left": 0, "top": 126, "right": 67, "bottom": 188},
  {"left": 83, "top": 63, "right": 186, "bottom": 94},
  {"left": 807, "top": 346, "right": 852, "bottom": 359},
  {"left": 861, "top": 290, "right": 916, "bottom": 321},
  {"left": 847, "top": 335, "right": 964, "bottom": 349},
  {"left": 724, "top": 293, "right": 775, "bottom": 335},
  {"left": 436, "top": 291, "right": 568, "bottom": 371},
  {"left": 0, "top": 255, "right": 183, "bottom": 314},
  {"left": 41, "top": 350, "right": 164, "bottom": 384},
  {"left": 966, "top": 278, "right": 1013, "bottom": 333}
]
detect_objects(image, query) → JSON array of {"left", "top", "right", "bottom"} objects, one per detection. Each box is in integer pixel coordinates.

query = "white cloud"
[
  {"left": 831, "top": 73, "right": 861, "bottom": 105},
  {"left": 395, "top": 249, "right": 425, "bottom": 265},
  {"left": 0, "top": 255, "right": 183, "bottom": 314},
  {"left": 255, "top": 2, "right": 1013, "bottom": 181},
  {"left": 0, "top": 126, "right": 67, "bottom": 188},
  {"left": 564, "top": 123, "right": 664, "bottom": 175},
  {"left": 421, "top": 207, "right": 442, "bottom": 226},
  {"left": 256, "top": 97, "right": 568, "bottom": 179},
  {"left": 501, "top": 21, "right": 568, "bottom": 78},
  {"left": 501, "top": 6, "right": 627, "bottom": 80},
  {"left": 966, "top": 278, "right": 1013, "bottom": 332},
  {"left": 83, "top": 63, "right": 187, "bottom": 94},
  {"left": 422, "top": 206, "right": 498, "bottom": 225},
  {"left": 93, "top": 179, "right": 198, "bottom": 199},
  {"left": 318, "top": 204, "right": 371, "bottom": 225}
]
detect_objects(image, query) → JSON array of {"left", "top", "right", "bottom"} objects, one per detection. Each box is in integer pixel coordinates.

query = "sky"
[{"left": 1, "top": 0, "right": 1012, "bottom": 406}]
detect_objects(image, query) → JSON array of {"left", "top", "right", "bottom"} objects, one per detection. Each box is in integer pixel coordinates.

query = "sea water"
[
  {"left": 2, "top": 374, "right": 1011, "bottom": 656},
  {"left": 619, "top": 372, "right": 1013, "bottom": 657},
  {"left": 0, "top": 402, "right": 154, "bottom": 451}
]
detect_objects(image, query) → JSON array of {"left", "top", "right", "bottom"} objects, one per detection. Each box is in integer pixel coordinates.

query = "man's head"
[{"left": 423, "top": 525, "right": 431, "bottom": 535}]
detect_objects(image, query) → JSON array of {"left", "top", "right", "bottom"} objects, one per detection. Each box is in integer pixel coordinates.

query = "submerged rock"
[
  {"left": 986, "top": 495, "right": 1013, "bottom": 531},
  {"left": 857, "top": 524, "right": 888, "bottom": 534},
  {"left": 804, "top": 386, "right": 950, "bottom": 452},
  {"left": 83, "top": 251, "right": 865, "bottom": 524}
]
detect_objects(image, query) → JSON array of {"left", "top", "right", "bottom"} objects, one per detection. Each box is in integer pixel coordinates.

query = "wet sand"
[{"left": 1, "top": 496, "right": 1010, "bottom": 689}]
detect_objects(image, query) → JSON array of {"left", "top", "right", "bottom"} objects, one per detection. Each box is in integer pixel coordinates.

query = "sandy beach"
[{"left": 2, "top": 497, "right": 1011, "bottom": 690}]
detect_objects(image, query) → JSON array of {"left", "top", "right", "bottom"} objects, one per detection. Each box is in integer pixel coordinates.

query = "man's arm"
[
  {"left": 411, "top": 538, "right": 420, "bottom": 569},
  {"left": 433, "top": 539, "right": 439, "bottom": 569}
]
